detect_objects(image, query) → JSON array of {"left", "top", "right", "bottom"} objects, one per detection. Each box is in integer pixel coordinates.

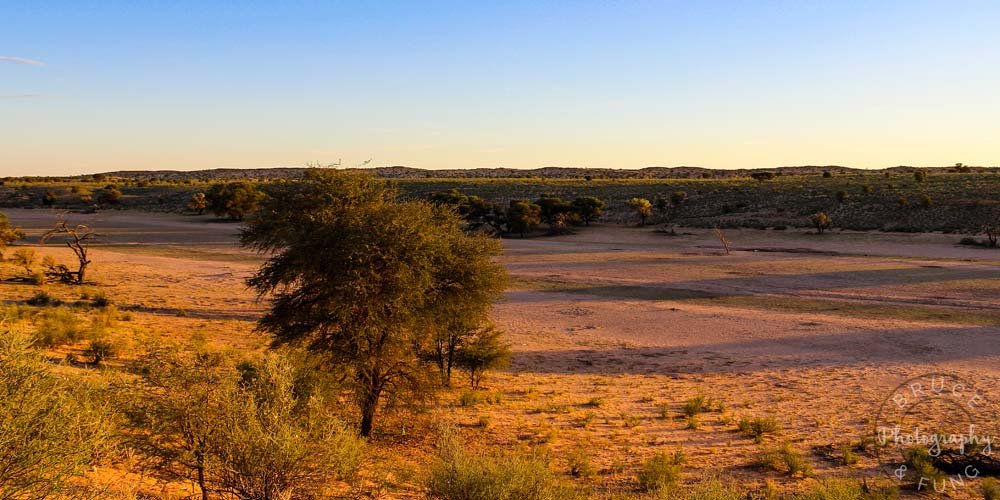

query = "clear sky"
[{"left": 2, "top": 1, "right": 998, "bottom": 176}]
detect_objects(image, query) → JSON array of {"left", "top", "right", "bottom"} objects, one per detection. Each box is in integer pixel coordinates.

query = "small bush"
[
  {"left": 685, "top": 477, "right": 742, "bottom": 500},
  {"left": 683, "top": 395, "right": 708, "bottom": 417},
  {"left": 427, "top": 434, "right": 572, "bottom": 500},
  {"left": 91, "top": 292, "right": 112, "bottom": 308},
  {"left": 737, "top": 415, "right": 779, "bottom": 443},
  {"left": 26, "top": 290, "right": 60, "bottom": 306},
  {"left": 983, "top": 478, "right": 1000, "bottom": 500},
  {"left": 35, "top": 307, "right": 86, "bottom": 347},
  {"left": 903, "top": 446, "right": 946, "bottom": 486},
  {"left": 0, "top": 331, "right": 116, "bottom": 497},
  {"left": 584, "top": 396, "right": 604, "bottom": 408},
  {"left": 459, "top": 390, "right": 483, "bottom": 407},
  {"left": 686, "top": 415, "right": 700, "bottom": 430},
  {"left": 794, "top": 479, "right": 899, "bottom": 499},
  {"left": 637, "top": 449, "right": 685, "bottom": 492},
  {"left": 566, "top": 448, "right": 593, "bottom": 478},
  {"left": 84, "top": 339, "right": 117, "bottom": 365}
]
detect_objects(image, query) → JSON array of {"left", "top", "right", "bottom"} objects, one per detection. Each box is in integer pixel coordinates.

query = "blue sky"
[{"left": 2, "top": 1, "right": 998, "bottom": 175}]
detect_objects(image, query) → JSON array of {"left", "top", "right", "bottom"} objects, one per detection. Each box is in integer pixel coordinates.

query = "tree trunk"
[
  {"left": 196, "top": 452, "right": 209, "bottom": 500},
  {"left": 358, "top": 374, "right": 381, "bottom": 438},
  {"left": 360, "top": 404, "right": 376, "bottom": 438}
]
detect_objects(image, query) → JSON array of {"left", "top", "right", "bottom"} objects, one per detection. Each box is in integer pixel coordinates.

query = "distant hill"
[{"left": 93, "top": 164, "right": 989, "bottom": 181}]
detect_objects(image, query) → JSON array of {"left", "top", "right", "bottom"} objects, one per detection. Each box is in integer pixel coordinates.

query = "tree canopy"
[{"left": 241, "top": 170, "right": 506, "bottom": 436}]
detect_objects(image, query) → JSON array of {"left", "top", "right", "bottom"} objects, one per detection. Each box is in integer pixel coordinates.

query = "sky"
[{"left": 2, "top": 1, "right": 999, "bottom": 176}]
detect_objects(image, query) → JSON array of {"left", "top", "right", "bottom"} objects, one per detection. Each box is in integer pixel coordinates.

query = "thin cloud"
[
  {"left": 0, "top": 56, "right": 45, "bottom": 66},
  {"left": 0, "top": 93, "right": 45, "bottom": 99}
]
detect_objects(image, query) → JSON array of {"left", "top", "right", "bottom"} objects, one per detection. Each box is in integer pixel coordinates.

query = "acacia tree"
[
  {"left": 506, "top": 200, "right": 542, "bottom": 237},
  {"left": 206, "top": 182, "right": 265, "bottom": 221},
  {"left": 0, "top": 212, "right": 25, "bottom": 259},
  {"left": 425, "top": 234, "right": 506, "bottom": 386},
  {"left": 811, "top": 212, "right": 832, "bottom": 234},
  {"left": 571, "top": 196, "right": 605, "bottom": 226},
  {"left": 40, "top": 221, "right": 100, "bottom": 284},
  {"left": 187, "top": 192, "right": 209, "bottom": 215},
  {"left": 242, "top": 170, "right": 506, "bottom": 437},
  {"left": 455, "top": 324, "right": 511, "bottom": 389},
  {"left": 630, "top": 198, "right": 652, "bottom": 226}
]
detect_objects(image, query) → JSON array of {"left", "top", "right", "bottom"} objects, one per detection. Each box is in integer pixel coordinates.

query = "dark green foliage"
[
  {"left": 206, "top": 181, "right": 265, "bottom": 220},
  {"left": 241, "top": 170, "right": 506, "bottom": 436},
  {"left": 131, "top": 348, "right": 364, "bottom": 498},
  {"left": 507, "top": 200, "right": 542, "bottom": 237},
  {"left": 97, "top": 184, "right": 122, "bottom": 205},
  {"left": 0, "top": 212, "right": 25, "bottom": 258},
  {"left": 0, "top": 332, "right": 116, "bottom": 497},
  {"left": 571, "top": 196, "right": 605, "bottom": 226},
  {"left": 427, "top": 432, "right": 573, "bottom": 500},
  {"left": 751, "top": 172, "right": 776, "bottom": 182},
  {"left": 456, "top": 325, "right": 511, "bottom": 389},
  {"left": 535, "top": 196, "right": 574, "bottom": 226},
  {"left": 637, "top": 449, "right": 685, "bottom": 491}
]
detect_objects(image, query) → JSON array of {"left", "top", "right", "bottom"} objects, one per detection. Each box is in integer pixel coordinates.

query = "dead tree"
[
  {"left": 40, "top": 221, "right": 101, "bottom": 285},
  {"left": 713, "top": 226, "right": 731, "bottom": 255}
]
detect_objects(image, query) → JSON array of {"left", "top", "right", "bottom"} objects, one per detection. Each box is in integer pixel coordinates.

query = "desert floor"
[{"left": 3, "top": 208, "right": 998, "bottom": 498}]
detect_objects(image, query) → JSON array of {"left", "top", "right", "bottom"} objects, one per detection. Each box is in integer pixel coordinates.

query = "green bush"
[
  {"left": 427, "top": 434, "right": 574, "bottom": 500},
  {"left": 84, "top": 339, "right": 117, "bottom": 365},
  {"left": 756, "top": 443, "right": 811, "bottom": 476},
  {"left": 35, "top": 307, "right": 86, "bottom": 347},
  {"left": 983, "top": 478, "right": 1000, "bottom": 500},
  {"left": 903, "top": 446, "right": 946, "bottom": 485},
  {"left": 737, "top": 415, "right": 779, "bottom": 443},
  {"left": 682, "top": 395, "right": 709, "bottom": 417},
  {"left": 637, "top": 449, "right": 685, "bottom": 492},
  {"left": 793, "top": 479, "right": 899, "bottom": 499},
  {"left": 26, "top": 290, "right": 60, "bottom": 306},
  {"left": 0, "top": 331, "right": 116, "bottom": 497},
  {"left": 685, "top": 477, "right": 743, "bottom": 500}
]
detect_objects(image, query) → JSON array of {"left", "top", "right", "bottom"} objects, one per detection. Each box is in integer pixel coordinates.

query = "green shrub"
[
  {"left": 793, "top": 479, "right": 899, "bottom": 499},
  {"left": 686, "top": 415, "right": 700, "bottom": 430},
  {"left": 91, "top": 292, "right": 112, "bottom": 308},
  {"left": 683, "top": 395, "right": 708, "bottom": 417},
  {"left": 685, "top": 477, "right": 743, "bottom": 500},
  {"left": 566, "top": 448, "right": 593, "bottom": 478},
  {"left": 0, "top": 331, "right": 116, "bottom": 497},
  {"left": 757, "top": 443, "right": 810, "bottom": 476},
  {"left": 983, "top": 478, "right": 1000, "bottom": 500},
  {"left": 903, "top": 446, "right": 946, "bottom": 486},
  {"left": 737, "top": 415, "right": 779, "bottom": 443},
  {"left": 427, "top": 434, "right": 573, "bottom": 500},
  {"left": 637, "top": 449, "right": 685, "bottom": 492},
  {"left": 26, "top": 290, "right": 60, "bottom": 306},
  {"left": 35, "top": 307, "right": 86, "bottom": 347},
  {"left": 84, "top": 339, "right": 117, "bottom": 365},
  {"left": 459, "top": 390, "right": 483, "bottom": 407}
]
